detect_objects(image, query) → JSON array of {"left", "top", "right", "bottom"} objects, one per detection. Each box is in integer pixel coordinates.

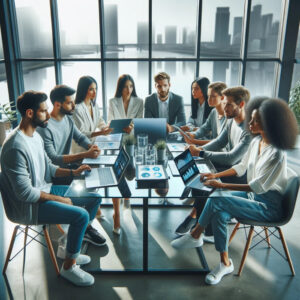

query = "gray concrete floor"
[{"left": 1, "top": 144, "right": 300, "bottom": 300}]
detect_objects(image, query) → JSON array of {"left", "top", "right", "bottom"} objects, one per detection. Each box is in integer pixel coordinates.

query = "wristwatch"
[{"left": 199, "top": 150, "right": 205, "bottom": 158}]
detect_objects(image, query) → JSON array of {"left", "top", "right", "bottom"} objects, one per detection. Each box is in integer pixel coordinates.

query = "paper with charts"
[
  {"left": 95, "top": 133, "right": 122, "bottom": 150},
  {"left": 167, "top": 143, "right": 187, "bottom": 152},
  {"left": 137, "top": 165, "right": 168, "bottom": 180}
]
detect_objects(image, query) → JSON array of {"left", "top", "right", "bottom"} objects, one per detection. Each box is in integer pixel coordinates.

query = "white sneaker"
[
  {"left": 205, "top": 259, "right": 234, "bottom": 285},
  {"left": 171, "top": 233, "right": 203, "bottom": 249},
  {"left": 60, "top": 264, "right": 94, "bottom": 287},
  {"left": 57, "top": 245, "right": 91, "bottom": 265},
  {"left": 203, "top": 235, "right": 215, "bottom": 244}
]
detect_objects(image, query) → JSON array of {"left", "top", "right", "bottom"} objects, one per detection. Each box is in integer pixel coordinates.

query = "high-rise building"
[
  {"left": 137, "top": 22, "right": 148, "bottom": 46},
  {"left": 214, "top": 7, "right": 231, "bottom": 48},
  {"left": 232, "top": 17, "right": 242, "bottom": 46},
  {"left": 104, "top": 4, "right": 118, "bottom": 46},
  {"left": 165, "top": 26, "right": 177, "bottom": 45}
]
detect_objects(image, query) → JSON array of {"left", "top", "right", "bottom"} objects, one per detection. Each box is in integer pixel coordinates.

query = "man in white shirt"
[
  {"left": 1, "top": 91, "right": 104, "bottom": 286},
  {"left": 144, "top": 72, "right": 186, "bottom": 132},
  {"left": 176, "top": 86, "right": 252, "bottom": 237}
]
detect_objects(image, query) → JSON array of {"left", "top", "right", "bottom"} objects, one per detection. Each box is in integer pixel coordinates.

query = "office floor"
[{"left": 0, "top": 143, "right": 300, "bottom": 300}]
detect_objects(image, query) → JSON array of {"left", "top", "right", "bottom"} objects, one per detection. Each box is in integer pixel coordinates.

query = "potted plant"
[
  {"left": 0, "top": 102, "right": 18, "bottom": 145},
  {"left": 289, "top": 80, "right": 300, "bottom": 133},
  {"left": 155, "top": 139, "right": 167, "bottom": 162},
  {"left": 123, "top": 134, "right": 136, "bottom": 157}
]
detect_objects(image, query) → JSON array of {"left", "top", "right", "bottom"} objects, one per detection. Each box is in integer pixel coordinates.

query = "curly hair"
[{"left": 246, "top": 97, "right": 298, "bottom": 150}]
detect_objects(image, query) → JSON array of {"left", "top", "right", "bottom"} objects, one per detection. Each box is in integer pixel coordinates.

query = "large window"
[
  {"left": 0, "top": 27, "right": 9, "bottom": 106},
  {"left": 0, "top": 0, "right": 299, "bottom": 120}
]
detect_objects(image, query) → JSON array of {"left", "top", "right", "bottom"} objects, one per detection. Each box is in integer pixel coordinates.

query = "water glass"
[
  {"left": 137, "top": 133, "right": 148, "bottom": 150},
  {"left": 135, "top": 148, "right": 144, "bottom": 165},
  {"left": 145, "top": 147, "right": 156, "bottom": 165}
]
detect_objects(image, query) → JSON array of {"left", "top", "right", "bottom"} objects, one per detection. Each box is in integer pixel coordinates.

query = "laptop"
[
  {"left": 133, "top": 118, "right": 167, "bottom": 144},
  {"left": 173, "top": 149, "right": 212, "bottom": 192},
  {"left": 85, "top": 147, "right": 130, "bottom": 188}
]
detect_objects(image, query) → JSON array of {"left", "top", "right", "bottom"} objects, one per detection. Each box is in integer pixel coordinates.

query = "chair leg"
[
  {"left": 43, "top": 225, "right": 60, "bottom": 276},
  {"left": 264, "top": 227, "right": 271, "bottom": 248},
  {"left": 22, "top": 226, "right": 29, "bottom": 275},
  {"left": 229, "top": 222, "right": 240, "bottom": 244},
  {"left": 56, "top": 224, "right": 65, "bottom": 234},
  {"left": 277, "top": 227, "right": 295, "bottom": 276},
  {"left": 3, "top": 225, "right": 19, "bottom": 275},
  {"left": 238, "top": 225, "right": 255, "bottom": 276}
]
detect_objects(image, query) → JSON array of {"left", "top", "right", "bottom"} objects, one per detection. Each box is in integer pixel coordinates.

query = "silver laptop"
[
  {"left": 174, "top": 149, "right": 212, "bottom": 192},
  {"left": 85, "top": 147, "right": 130, "bottom": 188}
]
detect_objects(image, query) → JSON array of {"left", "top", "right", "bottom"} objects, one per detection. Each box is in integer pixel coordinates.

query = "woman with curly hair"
[{"left": 171, "top": 97, "right": 298, "bottom": 285}]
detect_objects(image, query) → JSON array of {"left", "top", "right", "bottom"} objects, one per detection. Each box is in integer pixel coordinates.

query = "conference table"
[{"left": 65, "top": 147, "right": 216, "bottom": 274}]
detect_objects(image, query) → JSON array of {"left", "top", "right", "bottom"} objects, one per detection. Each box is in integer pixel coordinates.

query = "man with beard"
[
  {"left": 144, "top": 72, "right": 186, "bottom": 132},
  {"left": 175, "top": 86, "right": 252, "bottom": 239},
  {"left": 37, "top": 85, "right": 106, "bottom": 247},
  {"left": 37, "top": 85, "right": 100, "bottom": 169},
  {"left": 0, "top": 91, "right": 102, "bottom": 286}
]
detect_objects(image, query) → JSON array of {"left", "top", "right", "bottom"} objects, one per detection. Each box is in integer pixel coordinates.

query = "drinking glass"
[
  {"left": 137, "top": 133, "right": 148, "bottom": 151},
  {"left": 145, "top": 146, "right": 156, "bottom": 165},
  {"left": 135, "top": 148, "right": 144, "bottom": 165}
]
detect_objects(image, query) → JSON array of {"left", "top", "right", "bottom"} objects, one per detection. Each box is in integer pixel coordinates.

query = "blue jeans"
[
  {"left": 198, "top": 190, "right": 283, "bottom": 253},
  {"left": 38, "top": 185, "right": 101, "bottom": 259}
]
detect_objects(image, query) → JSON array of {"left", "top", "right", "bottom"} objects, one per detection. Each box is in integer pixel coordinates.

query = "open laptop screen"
[
  {"left": 133, "top": 118, "right": 167, "bottom": 144},
  {"left": 174, "top": 149, "right": 200, "bottom": 184},
  {"left": 113, "top": 147, "right": 130, "bottom": 182}
]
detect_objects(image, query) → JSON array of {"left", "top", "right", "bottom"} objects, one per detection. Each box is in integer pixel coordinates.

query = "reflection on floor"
[{"left": 0, "top": 145, "right": 300, "bottom": 300}]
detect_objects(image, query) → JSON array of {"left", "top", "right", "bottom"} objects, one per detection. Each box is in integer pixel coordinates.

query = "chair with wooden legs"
[
  {"left": 0, "top": 176, "right": 60, "bottom": 276},
  {"left": 229, "top": 176, "right": 300, "bottom": 276}
]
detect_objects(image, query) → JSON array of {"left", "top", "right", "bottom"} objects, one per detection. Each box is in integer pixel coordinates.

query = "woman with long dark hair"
[
  {"left": 181, "top": 77, "right": 213, "bottom": 132},
  {"left": 72, "top": 75, "right": 111, "bottom": 153},
  {"left": 108, "top": 74, "right": 143, "bottom": 133},
  {"left": 108, "top": 74, "right": 143, "bottom": 234},
  {"left": 172, "top": 97, "right": 298, "bottom": 285}
]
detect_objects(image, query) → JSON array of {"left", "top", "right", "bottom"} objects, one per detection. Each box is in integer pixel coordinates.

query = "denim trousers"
[
  {"left": 38, "top": 185, "right": 101, "bottom": 259},
  {"left": 198, "top": 189, "right": 283, "bottom": 253}
]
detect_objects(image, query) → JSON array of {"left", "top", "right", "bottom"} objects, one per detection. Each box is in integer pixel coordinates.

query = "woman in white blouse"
[
  {"left": 171, "top": 97, "right": 298, "bottom": 285},
  {"left": 108, "top": 74, "right": 143, "bottom": 133},
  {"left": 72, "top": 76, "right": 111, "bottom": 153},
  {"left": 108, "top": 74, "right": 143, "bottom": 234}
]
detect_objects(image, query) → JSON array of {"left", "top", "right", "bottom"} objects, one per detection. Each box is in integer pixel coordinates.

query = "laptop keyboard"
[{"left": 99, "top": 167, "right": 114, "bottom": 186}]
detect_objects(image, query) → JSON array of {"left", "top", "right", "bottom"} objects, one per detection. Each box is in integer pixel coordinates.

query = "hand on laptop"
[
  {"left": 200, "top": 172, "right": 215, "bottom": 182},
  {"left": 85, "top": 145, "right": 101, "bottom": 158},
  {"left": 204, "top": 179, "right": 223, "bottom": 189},
  {"left": 73, "top": 164, "right": 92, "bottom": 177}
]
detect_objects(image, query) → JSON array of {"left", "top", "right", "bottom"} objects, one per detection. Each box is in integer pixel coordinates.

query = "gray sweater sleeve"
[
  {"left": 38, "top": 128, "right": 64, "bottom": 166},
  {"left": 2, "top": 147, "right": 41, "bottom": 203},
  {"left": 202, "top": 121, "right": 229, "bottom": 151},
  {"left": 203, "top": 129, "right": 252, "bottom": 166},
  {"left": 194, "top": 109, "right": 214, "bottom": 139},
  {"left": 72, "top": 123, "right": 91, "bottom": 149}
]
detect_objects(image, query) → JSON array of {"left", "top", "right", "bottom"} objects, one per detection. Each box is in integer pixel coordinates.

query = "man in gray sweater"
[
  {"left": 37, "top": 85, "right": 100, "bottom": 184},
  {"left": 176, "top": 86, "right": 252, "bottom": 238},
  {"left": 0, "top": 91, "right": 104, "bottom": 286}
]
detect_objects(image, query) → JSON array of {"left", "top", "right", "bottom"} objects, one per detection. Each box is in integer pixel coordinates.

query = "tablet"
[{"left": 109, "top": 119, "right": 132, "bottom": 134}]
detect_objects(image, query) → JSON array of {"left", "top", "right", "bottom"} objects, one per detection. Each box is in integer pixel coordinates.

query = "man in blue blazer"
[{"left": 144, "top": 72, "right": 186, "bottom": 132}]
